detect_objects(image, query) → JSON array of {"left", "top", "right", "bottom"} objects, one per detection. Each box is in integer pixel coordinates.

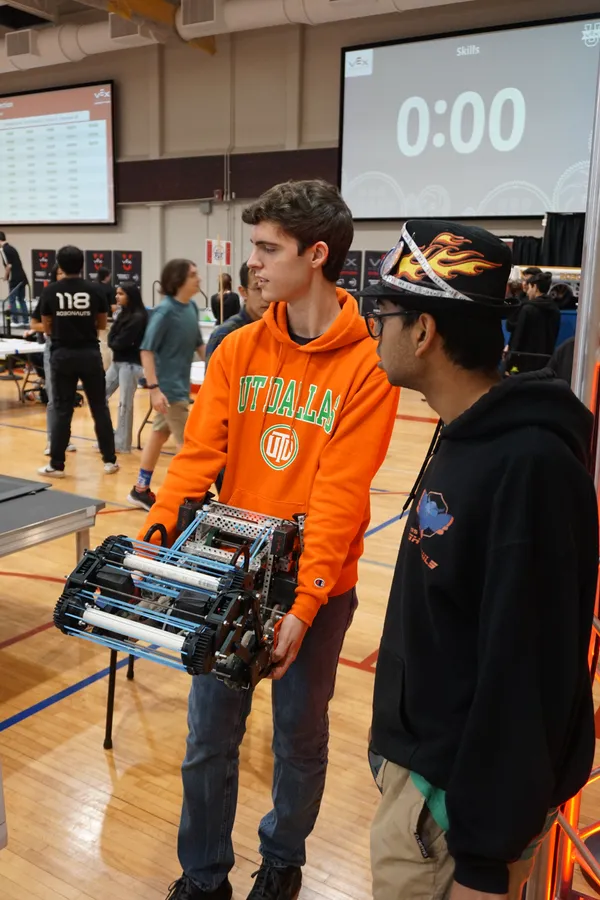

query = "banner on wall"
[
  {"left": 363, "top": 251, "right": 387, "bottom": 288},
  {"left": 113, "top": 251, "right": 142, "bottom": 286},
  {"left": 85, "top": 250, "right": 112, "bottom": 281},
  {"left": 206, "top": 239, "right": 232, "bottom": 267},
  {"left": 336, "top": 251, "right": 363, "bottom": 295},
  {"left": 31, "top": 249, "right": 56, "bottom": 301}
]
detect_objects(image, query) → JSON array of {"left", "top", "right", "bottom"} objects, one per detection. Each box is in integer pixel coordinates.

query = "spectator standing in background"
[
  {"left": 0, "top": 231, "right": 29, "bottom": 325},
  {"left": 105, "top": 282, "right": 148, "bottom": 453},
  {"left": 37, "top": 244, "right": 118, "bottom": 478},
  {"left": 210, "top": 272, "right": 241, "bottom": 324},
  {"left": 127, "top": 259, "right": 205, "bottom": 512},
  {"left": 206, "top": 260, "right": 271, "bottom": 494},
  {"left": 27, "top": 263, "right": 78, "bottom": 456},
  {"left": 205, "top": 262, "right": 270, "bottom": 367},
  {"left": 505, "top": 270, "right": 560, "bottom": 372},
  {"left": 96, "top": 266, "right": 116, "bottom": 316},
  {"left": 521, "top": 265, "right": 542, "bottom": 295}
]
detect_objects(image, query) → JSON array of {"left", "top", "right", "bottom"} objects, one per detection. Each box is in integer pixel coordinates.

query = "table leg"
[
  {"left": 0, "top": 355, "right": 24, "bottom": 402},
  {"left": 104, "top": 649, "right": 118, "bottom": 751},
  {"left": 127, "top": 654, "right": 135, "bottom": 681},
  {"left": 75, "top": 528, "right": 89, "bottom": 561}
]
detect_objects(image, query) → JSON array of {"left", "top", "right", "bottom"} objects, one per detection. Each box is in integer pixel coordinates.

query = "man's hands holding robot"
[{"left": 270, "top": 613, "right": 308, "bottom": 680}]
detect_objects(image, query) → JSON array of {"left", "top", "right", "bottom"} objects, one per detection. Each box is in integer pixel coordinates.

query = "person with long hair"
[{"left": 105, "top": 282, "right": 148, "bottom": 453}]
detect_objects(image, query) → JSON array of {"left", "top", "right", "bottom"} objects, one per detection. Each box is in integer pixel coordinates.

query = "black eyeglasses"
[{"left": 364, "top": 310, "right": 413, "bottom": 339}]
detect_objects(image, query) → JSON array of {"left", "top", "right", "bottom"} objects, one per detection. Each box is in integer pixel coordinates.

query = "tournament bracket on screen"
[
  {"left": 0, "top": 81, "right": 115, "bottom": 226},
  {"left": 340, "top": 16, "right": 600, "bottom": 219}
]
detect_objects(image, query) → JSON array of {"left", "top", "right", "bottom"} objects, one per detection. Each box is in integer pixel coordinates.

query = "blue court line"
[
  {"left": 365, "top": 510, "right": 408, "bottom": 538},
  {"left": 0, "top": 508, "right": 407, "bottom": 733},
  {"left": 362, "top": 558, "right": 395, "bottom": 569},
  {"left": 0, "top": 655, "right": 130, "bottom": 733}
]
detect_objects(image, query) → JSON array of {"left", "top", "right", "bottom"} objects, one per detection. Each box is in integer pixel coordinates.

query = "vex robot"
[{"left": 54, "top": 496, "right": 304, "bottom": 690}]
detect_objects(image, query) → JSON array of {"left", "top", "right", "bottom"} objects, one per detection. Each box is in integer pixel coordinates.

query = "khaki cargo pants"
[{"left": 371, "top": 761, "right": 535, "bottom": 900}]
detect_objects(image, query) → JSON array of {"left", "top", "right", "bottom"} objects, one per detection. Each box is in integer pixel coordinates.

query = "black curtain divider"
[
  {"left": 541, "top": 213, "right": 586, "bottom": 267},
  {"left": 508, "top": 236, "right": 543, "bottom": 266}
]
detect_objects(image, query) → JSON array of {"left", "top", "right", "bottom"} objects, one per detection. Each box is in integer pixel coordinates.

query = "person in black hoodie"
[
  {"left": 358, "top": 221, "right": 598, "bottom": 900},
  {"left": 105, "top": 282, "right": 148, "bottom": 452},
  {"left": 505, "top": 270, "right": 560, "bottom": 373}
]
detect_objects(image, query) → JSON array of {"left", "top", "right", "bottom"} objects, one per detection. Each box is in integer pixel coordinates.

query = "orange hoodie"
[{"left": 138, "top": 289, "right": 399, "bottom": 626}]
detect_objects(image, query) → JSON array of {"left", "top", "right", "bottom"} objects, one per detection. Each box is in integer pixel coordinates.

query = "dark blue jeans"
[
  {"left": 178, "top": 587, "right": 358, "bottom": 891},
  {"left": 8, "top": 283, "right": 28, "bottom": 324}
]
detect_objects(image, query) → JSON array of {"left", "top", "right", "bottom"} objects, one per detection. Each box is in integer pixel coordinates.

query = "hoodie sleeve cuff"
[
  {"left": 290, "top": 592, "right": 323, "bottom": 627},
  {"left": 452, "top": 855, "right": 509, "bottom": 894}
]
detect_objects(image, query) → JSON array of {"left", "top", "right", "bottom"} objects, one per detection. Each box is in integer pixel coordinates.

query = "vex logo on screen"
[
  {"left": 93, "top": 87, "right": 111, "bottom": 104},
  {"left": 345, "top": 49, "right": 373, "bottom": 77}
]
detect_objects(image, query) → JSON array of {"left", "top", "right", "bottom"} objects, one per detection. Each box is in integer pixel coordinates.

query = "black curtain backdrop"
[
  {"left": 541, "top": 213, "right": 586, "bottom": 267},
  {"left": 509, "top": 236, "right": 543, "bottom": 266}
]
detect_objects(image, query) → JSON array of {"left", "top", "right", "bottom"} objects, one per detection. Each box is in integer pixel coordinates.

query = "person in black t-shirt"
[
  {"left": 37, "top": 244, "right": 118, "bottom": 478},
  {"left": 96, "top": 267, "right": 117, "bottom": 316},
  {"left": 0, "top": 231, "right": 29, "bottom": 325}
]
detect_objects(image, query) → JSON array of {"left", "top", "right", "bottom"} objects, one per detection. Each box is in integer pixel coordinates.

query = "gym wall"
[{"left": 0, "top": 0, "right": 593, "bottom": 300}]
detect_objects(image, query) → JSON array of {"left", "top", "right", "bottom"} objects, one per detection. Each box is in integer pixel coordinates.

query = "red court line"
[
  {"left": 0, "top": 572, "right": 65, "bottom": 649},
  {"left": 0, "top": 621, "right": 54, "bottom": 651},
  {"left": 0, "top": 571, "right": 65, "bottom": 585},
  {"left": 361, "top": 649, "right": 379, "bottom": 669},
  {"left": 339, "top": 648, "right": 378, "bottom": 673},
  {"left": 396, "top": 414, "right": 438, "bottom": 424}
]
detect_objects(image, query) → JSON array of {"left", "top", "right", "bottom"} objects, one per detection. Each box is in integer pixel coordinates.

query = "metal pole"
[
  {"left": 526, "top": 824, "right": 558, "bottom": 899},
  {"left": 527, "top": 50, "right": 600, "bottom": 900},
  {"left": 571, "top": 52, "right": 600, "bottom": 417}
]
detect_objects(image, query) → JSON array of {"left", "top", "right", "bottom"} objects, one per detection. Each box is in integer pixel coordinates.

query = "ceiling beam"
[{"left": 2, "top": 0, "right": 56, "bottom": 21}]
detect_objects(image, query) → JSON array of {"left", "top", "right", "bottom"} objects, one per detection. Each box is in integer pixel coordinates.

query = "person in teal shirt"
[{"left": 127, "top": 259, "right": 205, "bottom": 511}]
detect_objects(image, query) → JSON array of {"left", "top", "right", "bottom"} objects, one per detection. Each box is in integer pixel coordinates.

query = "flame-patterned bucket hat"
[{"left": 359, "top": 220, "right": 513, "bottom": 315}]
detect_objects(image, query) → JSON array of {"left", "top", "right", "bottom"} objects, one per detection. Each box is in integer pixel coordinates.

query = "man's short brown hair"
[
  {"left": 160, "top": 259, "right": 194, "bottom": 297},
  {"left": 242, "top": 180, "right": 354, "bottom": 283}
]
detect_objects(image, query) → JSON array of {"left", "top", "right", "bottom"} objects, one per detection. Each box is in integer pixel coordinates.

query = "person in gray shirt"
[{"left": 127, "top": 259, "right": 204, "bottom": 511}]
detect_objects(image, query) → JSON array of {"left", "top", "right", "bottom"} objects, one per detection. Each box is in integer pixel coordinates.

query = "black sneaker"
[
  {"left": 247, "top": 862, "right": 302, "bottom": 900},
  {"left": 165, "top": 875, "right": 232, "bottom": 900},
  {"left": 127, "top": 486, "right": 156, "bottom": 512}
]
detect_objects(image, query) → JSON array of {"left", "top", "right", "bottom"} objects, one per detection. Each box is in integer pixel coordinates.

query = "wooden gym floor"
[{"left": 0, "top": 368, "right": 598, "bottom": 899}]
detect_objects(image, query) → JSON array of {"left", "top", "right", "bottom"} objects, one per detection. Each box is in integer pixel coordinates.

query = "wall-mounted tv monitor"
[
  {"left": 0, "top": 81, "right": 116, "bottom": 225},
  {"left": 340, "top": 16, "right": 600, "bottom": 219}
]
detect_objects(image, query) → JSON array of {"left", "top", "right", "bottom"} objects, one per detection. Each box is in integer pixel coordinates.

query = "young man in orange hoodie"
[{"left": 139, "top": 179, "right": 398, "bottom": 900}]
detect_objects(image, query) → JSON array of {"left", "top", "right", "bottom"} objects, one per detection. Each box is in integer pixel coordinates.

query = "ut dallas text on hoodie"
[
  {"left": 139, "top": 290, "right": 399, "bottom": 626},
  {"left": 372, "top": 370, "right": 598, "bottom": 894}
]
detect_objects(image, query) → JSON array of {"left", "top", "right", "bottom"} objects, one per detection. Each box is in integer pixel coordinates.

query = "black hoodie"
[
  {"left": 508, "top": 296, "right": 560, "bottom": 357},
  {"left": 371, "top": 371, "right": 598, "bottom": 894}
]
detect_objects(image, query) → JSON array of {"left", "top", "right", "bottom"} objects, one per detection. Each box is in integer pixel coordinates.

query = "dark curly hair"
[{"left": 242, "top": 179, "right": 354, "bottom": 283}]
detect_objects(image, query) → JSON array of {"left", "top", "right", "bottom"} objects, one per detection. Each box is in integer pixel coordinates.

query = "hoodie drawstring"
[{"left": 402, "top": 420, "right": 443, "bottom": 514}]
